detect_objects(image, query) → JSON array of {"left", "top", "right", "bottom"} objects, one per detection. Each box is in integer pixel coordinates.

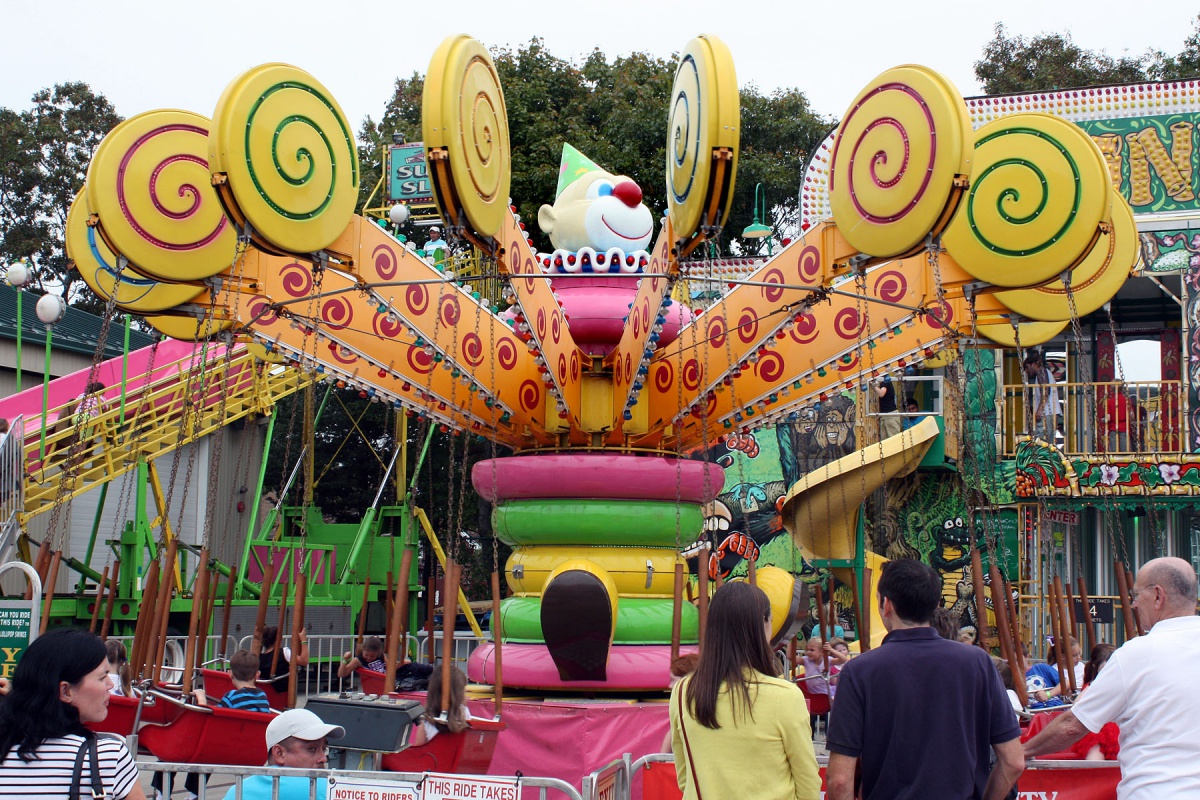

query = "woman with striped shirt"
[{"left": 0, "top": 629, "right": 143, "bottom": 799}]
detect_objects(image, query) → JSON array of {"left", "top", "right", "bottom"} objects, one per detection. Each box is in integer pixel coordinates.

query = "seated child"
[
  {"left": 412, "top": 667, "right": 470, "bottom": 745},
  {"left": 1069, "top": 644, "right": 1120, "bottom": 761},
  {"left": 105, "top": 639, "right": 132, "bottom": 697},
  {"left": 152, "top": 651, "right": 270, "bottom": 798},
  {"left": 338, "top": 635, "right": 387, "bottom": 679},
  {"left": 991, "top": 655, "right": 1025, "bottom": 718},
  {"left": 217, "top": 649, "right": 272, "bottom": 712}
]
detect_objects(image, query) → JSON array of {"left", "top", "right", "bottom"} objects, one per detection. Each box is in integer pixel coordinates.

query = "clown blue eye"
[{"left": 586, "top": 179, "right": 615, "bottom": 200}]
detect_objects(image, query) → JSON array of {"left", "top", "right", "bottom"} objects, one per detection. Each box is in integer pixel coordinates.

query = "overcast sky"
[{"left": 2, "top": 0, "right": 1196, "bottom": 131}]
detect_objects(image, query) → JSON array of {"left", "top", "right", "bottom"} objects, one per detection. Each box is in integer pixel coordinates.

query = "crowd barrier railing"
[
  {"left": 629, "top": 752, "right": 1119, "bottom": 800},
  {"left": 581, "top": 755, "right": 631, "bottom": 800},
  {"left": 142, "top": 761, "right": 584, "bottom": 800}
]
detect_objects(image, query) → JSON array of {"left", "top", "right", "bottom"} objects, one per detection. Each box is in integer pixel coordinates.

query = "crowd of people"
[{"left": 2, "top": 557, "right": 1196, "bottom": 799}]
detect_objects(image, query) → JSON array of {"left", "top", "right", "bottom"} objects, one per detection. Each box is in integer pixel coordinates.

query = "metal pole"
[
  {"left": 38, "top": 327, "right": 53, "bottom": 461},
  {"left": 15, "top": 289, "right": 22, "bottom": 392},
  {"left": 119, "top": 314, "right": 130, "bottom": 424}
]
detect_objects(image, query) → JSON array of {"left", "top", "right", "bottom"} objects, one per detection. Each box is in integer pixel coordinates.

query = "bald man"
[{"left": 1024, "top": 557, "right": 1200, "bottom": 798}]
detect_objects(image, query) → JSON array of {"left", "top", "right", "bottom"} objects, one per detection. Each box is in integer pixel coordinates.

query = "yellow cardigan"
[{"left": 670, "top": 672, "right": 822, "bottom": 800}]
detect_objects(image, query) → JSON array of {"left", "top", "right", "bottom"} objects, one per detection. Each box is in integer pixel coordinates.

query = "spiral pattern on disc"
[
  {"left": 423, "top": 36, "right": 511, "bottom": 238},
  {"left": 87, "top": 110, "right": 235, "bottom": 282},
  {"left": 210, "top": 63, "right": 359, "bottom": 254},
  {"left": 666, "top": 35, "right": 739, "bottom": 240},
  {"left": 943, "top": 113, "right": 1111, "bottom": 288},
  {"left": 66, "top": 191, "right": 202, "bottom": 313},
  {"left": 829, "top": 66, "right": 971, "bottom": 257}
]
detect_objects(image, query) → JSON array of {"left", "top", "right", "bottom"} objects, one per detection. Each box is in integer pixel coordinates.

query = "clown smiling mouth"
[{"left": 601, "top": 216, "right": 650, "bottom": 240}]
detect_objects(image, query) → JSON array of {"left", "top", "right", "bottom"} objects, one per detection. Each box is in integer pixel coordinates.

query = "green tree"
[
  {"left": 1150, "top": 16, "right": 1200, "bottom": 80},
  {"left": 974, "top": 24, "right": 1149, "bottom": 95},
  {"left": 0, "top": 83, "right": 122, "bottom": 312}
]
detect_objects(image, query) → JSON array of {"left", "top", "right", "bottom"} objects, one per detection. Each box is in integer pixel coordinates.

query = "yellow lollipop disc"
[
  {"left": 666, "top": 34, "right": 740, "bottom": 241},
  {"left": 993, "top": 193, "right": 1138, "bottom": 321},
  {"left": 423, "top": 36, "right": 511, "bottom": 238},
  {"left": 976, "top": 319, "right": 1068, "bottom": 347},
  {"left": 66, "top": 191, "right": 204, "bottom": 313},
  {"left": 144, "top": 314, "right": 233, "bottom": 341},
  {"left": 944, "top": 113, "right": 1111, "bottom": 288},
  {"left": 210, "top": 63, "right": 359, "bottom": 254},
  {"left": 86, "top": 110, "right": 237, "bottom": 282},
  {"left": 830, "top": 65, "right": 972, "bottom": 258}
]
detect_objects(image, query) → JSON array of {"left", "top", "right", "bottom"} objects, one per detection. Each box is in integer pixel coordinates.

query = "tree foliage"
[
  {"left": 0, "top": 83, "right": 122, "bottom": 312},
  {"left": 358, "top": 39, "right": 831, "bottom": 255},
  {"left": 975, "top": 19, "right": 1200, "bottom": 95}
]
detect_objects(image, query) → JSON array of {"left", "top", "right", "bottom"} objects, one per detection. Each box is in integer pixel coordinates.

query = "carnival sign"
[
  {"left": 329, "top": 774, "right": 419, "bottom": 800},
  {"left": 388, "top": 143, "right": 434, "bottom": 204},
  {"left": 420, "top": 773, "right": 519, "bottom": 800},
  {"left": 1078, "top": 113, "right": 1198, "bottom": 215},
  {"left": 0, "top": 601, "right": 35, "bottom": 680},
  {"left": 1042, "top": 510, "right": 1079, "bottom": 526}
]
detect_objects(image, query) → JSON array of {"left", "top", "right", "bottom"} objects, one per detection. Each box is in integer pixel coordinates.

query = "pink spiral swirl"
[
  {"left": 682, "top": 359, "right": 702, "bottom": 392},
  {"left": 837, "top": 353, "right": 860, "bottom": 372},
  {"left": 406, "top": 346, "right": 435, "bottom": 374},
  {"left": 461, "top": 332, "right": 484, "bottom": 366},
  {"left": 372, "top": 311, "right": 402, "bottom": 339},
  {"left": 519, "top": 379, "right": 541, "bottom": 412},
  {"left": 551, "top": 311, "right": 562, "bottom": 344},
  {"left": 762, "top": 268, "right": 785, "bottom": 303},
  {"left": 249, "top": 296, "right": 277, "bottom": 325},
  {"left": 796, "top": 246, "right": 821, "bottom": 284},
  {"left": 557, "top": 353, "right": 568, "bottom": 384},
  {"left": 873, "top": 270, "right": 908, "bottom": 303},
  {"left": 328, "top": 342, "right": 356, "bottom": 365},
  {"left": 790, "top": 312, "right": 818, "bottom": 344},
  {"left": 569, "top": 351, "right": 580, "bottom": 381},
  {"left": 321, "top": 297, "right": 353, "bottom": 330},
  {"left": 834, "top": 308, "right": 863, "bottom": 339},
  {"left": 405, "top": 284, "right": 429, "bottom": 316},
  {"left": 633, "top": 305, "right": 643, "bottom": 338},
  {"left": 372, "top": 243, "right": 398, "bottom": 281},
  {"left": 440, "top": 294, "right": 460, "bottom": 326},
  {"left": 496, "top": 337, "right": 518, "bottom": 370},
  {"left": 706, "top": 315, "right": 727, "bottom": 349},
  {"left": 281, "top": 262, "right": 313, "bottom": 297},
  {"left": 925, "top": 299, "right": 953, "bottom": 330},
  {"left": 654, "top": 361, "right": 675, "bottom": 393},
  {"left": 624, "top": 353, "right": 634, "bottom": 384},
  {"left": 736, "top": 307, "right": 759, "bottom": 344},
  {"left": 535, "top": 308, "right": 547, "bottom": 339},
  {"left": 509, "top": 241, "right": 521, "bottom": 272},
  {"left": 755, "top": 351, "right": 785, "bottom": 383}
]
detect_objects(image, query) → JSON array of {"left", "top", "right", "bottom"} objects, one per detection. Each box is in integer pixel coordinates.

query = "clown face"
[{"left": 538, "top": 171, "right": 654, "bottom": 253}]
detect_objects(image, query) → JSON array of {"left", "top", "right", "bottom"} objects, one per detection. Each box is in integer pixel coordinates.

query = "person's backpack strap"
[
  {"left": 676, "top": 686, "right": 703, "bottom": 800},
  {"left": 70, "top": 734, "right": 106, "bottom": 799}
]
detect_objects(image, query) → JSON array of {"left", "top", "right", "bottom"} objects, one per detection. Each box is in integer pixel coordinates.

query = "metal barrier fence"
[
  {"left": 0, "top": 416, "right": 24, "bottom": 563},
  {"left": 114, "top": 630, "right": 489, "bottom": 697},
  {"left": 143, "top": 761, "right": 584, "bottom": 800},
  {"left": 623, "top": 753, "right": 1119, "bottom": 800}
]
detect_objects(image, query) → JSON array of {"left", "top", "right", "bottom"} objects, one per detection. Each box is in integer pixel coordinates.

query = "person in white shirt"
[
  {"left": 1024, "top": 557, "right": 1200, "bottom": 798},
  {"left": 1022, "top": 353, "right": 1061, "bottom": 442}
]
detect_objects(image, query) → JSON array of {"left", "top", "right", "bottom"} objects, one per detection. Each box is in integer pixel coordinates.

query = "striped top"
[
  {"left": 0, "top": 734, "right": 138, "bottom": 798},
  {"left": 217, "top": 687, "right": 272, "bottom": 713}
]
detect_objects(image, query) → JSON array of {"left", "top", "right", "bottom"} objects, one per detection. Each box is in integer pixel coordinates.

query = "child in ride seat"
[
  {"left": 338, "top": 635, "right": 387, "bottom": 679},
  {"left": 153, "top": 650, "right": 270, "bottom": 799},
  {"left": 217, "top": 649, "right": 272, "bottom": 712},
  {"left": 412, "top": 667, "right": 469, "bottom": 745}
]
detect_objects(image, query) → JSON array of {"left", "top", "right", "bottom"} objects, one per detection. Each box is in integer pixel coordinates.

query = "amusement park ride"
[{"left": 1, "top": 25, "right": 1177, "bottom": 790}]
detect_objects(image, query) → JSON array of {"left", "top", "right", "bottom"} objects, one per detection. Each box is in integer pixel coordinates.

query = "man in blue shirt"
[
  {"left": 825, "top": 559, "right": 1023, "bottom": 800},
  {"left": 223, "top": 708, "right": 345, "bottom": 800}
]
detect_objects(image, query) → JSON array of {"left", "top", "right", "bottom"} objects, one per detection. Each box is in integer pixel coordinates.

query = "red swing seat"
[
  {"left": 199, "top": 668, "right": 289, "bottom": 710},
  {"left": 356, "top": 668, "right": 387, "bottom": 696},
  {"left": 138, "top": 701, "right": 272, "bottom": 766},
  {"left": 380, "top": 717, "right": 506, "bottom": 775},
  {"left": 1020, "top": 709, "right": 1081, "bottom": 760},
  {"left": 86, "top": 692, "right": 179, "bottom": 736}
]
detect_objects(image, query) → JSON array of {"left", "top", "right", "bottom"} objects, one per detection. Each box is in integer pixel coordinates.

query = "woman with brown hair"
[{"left": 669, "top": 581, "right": 821, "bottom": 799}]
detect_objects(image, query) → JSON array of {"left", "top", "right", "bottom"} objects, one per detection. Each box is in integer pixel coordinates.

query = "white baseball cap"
[{"left": 266, "top": 708, "right": 346, "bottom": 749}]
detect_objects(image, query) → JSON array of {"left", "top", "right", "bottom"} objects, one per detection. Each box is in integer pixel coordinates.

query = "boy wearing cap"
[{"left": 222, "top": 708, "right": 345, "bottom": 800}]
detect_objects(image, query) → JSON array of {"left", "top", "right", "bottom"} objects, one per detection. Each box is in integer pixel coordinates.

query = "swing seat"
[
  {"left": 86, "top": 692, "right": 178, "bottom": 736},
  {"left": 1020, "top": 710, "right": 1081, "bottom": 760},
  {"left": 356, "top": 667, "right": 387, "bottom": 696},
  {"left": 380, "top": 717, "right": 505, "bottom": 775},
  {"left": 200, "top": 668, "right": 289, "bottom": 710},
  {"left": 138, "top": 701, "right": 272, "bottom": 766}
]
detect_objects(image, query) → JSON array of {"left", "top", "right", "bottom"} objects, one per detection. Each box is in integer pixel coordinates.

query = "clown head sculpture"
[{"left": 537, "top": 144, "right": 654, "bottom": 253}]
